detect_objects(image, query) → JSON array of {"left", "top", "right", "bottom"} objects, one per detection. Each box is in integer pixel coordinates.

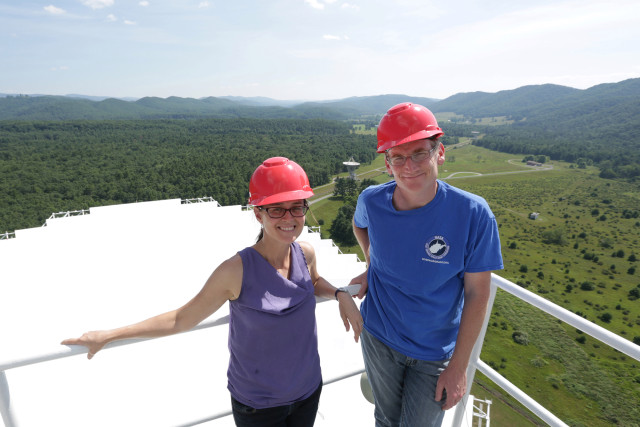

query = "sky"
[{"left": 1, "top": 0, "right": 639, "bottom": 101}]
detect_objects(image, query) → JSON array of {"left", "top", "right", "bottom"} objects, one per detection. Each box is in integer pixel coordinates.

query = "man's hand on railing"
[
  {"left": 349, "top": 269, "right": 368, "bottom": 299},
  {"left": 61, "top": 330, "right": 109, "bottom": 360}
]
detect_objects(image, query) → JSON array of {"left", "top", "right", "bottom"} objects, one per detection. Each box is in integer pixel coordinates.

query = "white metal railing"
[
  {"left": 181, "top": 197, "right": 220, "bottom": 205},
  {"left": 2, "top": 274, "right": 639, "bottom": 427},
  {"left": 45, "top": 209, "right": 90, "bottom": 224},
  {"left": 451, "top": 273, "right": 640, "bottom": 427},
  {"left": 3, "top": 199, "right": 221, "bottom": 240}
]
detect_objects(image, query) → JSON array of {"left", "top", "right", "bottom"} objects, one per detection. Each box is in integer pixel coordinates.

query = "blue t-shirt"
[{"left": 354, "top": 180, "right": 503, "bottom": 360}]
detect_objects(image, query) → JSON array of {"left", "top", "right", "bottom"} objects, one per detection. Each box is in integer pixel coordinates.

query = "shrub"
[
  {"left": 530, "top": 357, "right": 547, "bottom": 368},
  {"left": 580, "top": 281, "right": 595, "bottom": 291},
  {"left": 512, "top": 331, "right": 529, "bottom": 345},
  {"left": 542, "top": 229, "right": 567, "bottom": 245}
]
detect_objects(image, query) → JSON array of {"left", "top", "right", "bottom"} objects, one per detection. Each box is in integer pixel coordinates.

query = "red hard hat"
[
  {"left": 248, "top": 157, "right": 314, "bottom": 206},
  {"left": 376, "top": 103, "right": 444, "bottom": 153}
]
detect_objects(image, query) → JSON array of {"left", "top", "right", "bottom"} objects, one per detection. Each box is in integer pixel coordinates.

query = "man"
[{"left": 350, "top": 103, "right": 503, "bottom": 426}]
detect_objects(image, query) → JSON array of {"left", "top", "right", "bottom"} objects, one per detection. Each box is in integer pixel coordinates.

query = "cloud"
[
  {"left": 198, "top": 1, "right": 210, "bottom": 8},
  {"left": 44, "top": 5, "right": 66, "bottom": 15},
  {"left": 124, "top": 20, "right": 136, "bottom": 25},
  {"left": 139, "top": 1, "right": 150, "bottom": 6},
  {"left": 341, "top": 3, "right": 359, "bottom": 10},
  {"left": 82, "top": 0, "right": 114, "bottom": 9},
  {"left": 106, "top": 14, "right": 117, "bottom": 22},
  {"left": 323, "top": 34, "right": 348, "bottom": 40},
  {"left": 50, "top": 66, "right": 70, "bottom": 71},
  {"left": 305, "top": 0, "right": 325, "bottom": 10}
]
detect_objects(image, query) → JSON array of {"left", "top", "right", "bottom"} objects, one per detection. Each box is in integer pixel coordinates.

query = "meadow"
[{"left": 308, "top": 144, "right": 640, "bottom": 426}]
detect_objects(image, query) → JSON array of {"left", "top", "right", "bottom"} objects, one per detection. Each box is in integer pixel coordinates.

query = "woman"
[{"left": 62, "top": 156, "right": 363, "bottom": 427}]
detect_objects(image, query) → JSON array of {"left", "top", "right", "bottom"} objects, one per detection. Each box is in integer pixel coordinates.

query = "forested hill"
[
  {"left": 0, "top": 95, "right": 353, "bottom": 121},
  {"left": 430, "top": 78, "right": 640, "bottom": 121},
  {"left": 0, "top": 94, "right": 441, "bottom": 121},
  {"left": 464, "top": 78, "right": 640, "bottom": 179},
  {"left": 0, "top": 118, "right": 377, "bottom": 233},
  {"left": 2, "top": 78, "right": 639, "bottom": 179},
  {"left": 3, "top": 80, "right": 639, "bottom": 122}
]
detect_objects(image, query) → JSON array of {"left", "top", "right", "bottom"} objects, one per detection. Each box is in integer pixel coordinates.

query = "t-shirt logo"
[{"left": 425, "top": 236, "right": 450, "bottom": 260}]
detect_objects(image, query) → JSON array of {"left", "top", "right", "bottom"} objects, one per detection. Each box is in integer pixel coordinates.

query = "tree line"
[
  {"left": 475, "top": 122, "right": 640, "bottom": 180},
  {"left": 0, "top": 118, "right": 377, "bottom": 233}
]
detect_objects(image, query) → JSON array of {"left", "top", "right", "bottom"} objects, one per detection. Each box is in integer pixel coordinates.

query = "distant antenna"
[{"left": 343, "top": 156, "right": 360, "bottom": 180}]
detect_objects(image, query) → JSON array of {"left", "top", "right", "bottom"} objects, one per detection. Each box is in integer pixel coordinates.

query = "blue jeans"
[
  {"left": 230, "top": 381, "right": 322, "bottom": 427},
  {"left": 361, "top": 329, "right": 448, "bottom": 427}
]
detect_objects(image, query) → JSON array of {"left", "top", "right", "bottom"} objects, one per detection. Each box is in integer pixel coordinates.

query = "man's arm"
[
  {"left": 350, "top": 219, "right": 370, "bottom": 299},
  {"left": 435, "top": 270, "right": 491, "bottom": 410}
]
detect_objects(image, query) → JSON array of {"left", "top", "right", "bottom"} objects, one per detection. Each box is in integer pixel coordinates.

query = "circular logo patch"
[{"left": 425, "top": 236, "right": 449, "bottom": 260}]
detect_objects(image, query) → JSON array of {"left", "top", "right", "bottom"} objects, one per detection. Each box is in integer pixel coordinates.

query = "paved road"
[{"left": 310, "top": 159, "right": 553, "bottom": 204}]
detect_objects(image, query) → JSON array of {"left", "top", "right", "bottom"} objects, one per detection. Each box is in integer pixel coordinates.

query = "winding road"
[{"left": 310, "top": 159, "right": 553, "bottom": 204}]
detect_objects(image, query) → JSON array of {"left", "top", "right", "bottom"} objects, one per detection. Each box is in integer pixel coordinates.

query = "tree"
[
  {"left": 329, "top": 204, "right": 357, "bottom": 246},
  {"left": 580, "top": 281, "right": 595, "bottom": 291},
  {"left": 600, "top": 313, "right": 613, "bottom": 323},
  {"left": 333, "top": 177, "right": 358, "bottom": 197}
]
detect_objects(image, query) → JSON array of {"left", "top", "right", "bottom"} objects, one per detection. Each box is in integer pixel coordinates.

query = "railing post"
[
  {"left": 1, "top": 370, "right": 17, "bottom": 427},
  {"left": 451, "top": 278, "right": 498, "bottom": 426}
]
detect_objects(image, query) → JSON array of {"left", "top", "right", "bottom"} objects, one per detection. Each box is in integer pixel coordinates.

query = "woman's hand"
[
  {"left": 337, "top": 292, "right": 363, "bottom": 342},
  {"left": 61, "top": 330, "right": 110, "bottom": 360}
]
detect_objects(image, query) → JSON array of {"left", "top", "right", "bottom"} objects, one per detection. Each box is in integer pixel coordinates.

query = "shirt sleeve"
[
  {"left": 465, "top": 213, "right": 504, "bottom": 273},
  {"left": 353, "top": 189, "right": 370, "bottom": 229}
]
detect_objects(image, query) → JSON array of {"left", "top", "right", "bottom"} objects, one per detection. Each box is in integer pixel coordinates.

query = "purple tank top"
[{"left": 228, "top": 242, "right": 322, "bottom": 409}]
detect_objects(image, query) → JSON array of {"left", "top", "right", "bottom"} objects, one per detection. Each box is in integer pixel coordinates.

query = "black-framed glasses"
[
  {"left": 386, "top": 144, "right": 438, "bottom": 167},
  {"left": 257, "top": 204, "right": 309, "bottom": 218}
]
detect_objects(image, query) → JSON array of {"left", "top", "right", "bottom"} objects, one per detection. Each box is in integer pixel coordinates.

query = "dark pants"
[{"left": 231, "top": 382, "right": 322, "bottom": 427}]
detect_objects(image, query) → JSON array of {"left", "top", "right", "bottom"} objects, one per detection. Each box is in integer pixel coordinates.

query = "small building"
[{"left": 529, "top": 212, "right": 539, "bottom": 220}]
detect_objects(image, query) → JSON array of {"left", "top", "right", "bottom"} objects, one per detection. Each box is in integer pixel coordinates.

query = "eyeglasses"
[
  {"left": 386, "top": 144, "right": 438, "bottom": 167},
  {"left": 257, "top": 205, "right": 309, "bottom": 218}
]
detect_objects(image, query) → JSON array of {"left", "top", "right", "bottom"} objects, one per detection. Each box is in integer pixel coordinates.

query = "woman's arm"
[
  {"left": 61, "top": 255, "right": 243, "bottom": 359},
  {"left": 298, "top": 241, "right": 363, "bottom": 342}
]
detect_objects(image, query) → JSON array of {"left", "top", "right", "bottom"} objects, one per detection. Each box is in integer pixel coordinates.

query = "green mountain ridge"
[
  {"left": 2, "top": 79, "right": 639, "bottom": 122},
  {"left": 3, "top": 79, "right": 639, "bottom": 178}
]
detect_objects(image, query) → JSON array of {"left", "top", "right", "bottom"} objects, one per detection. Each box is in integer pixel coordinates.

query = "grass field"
[
  {"left": 308, "top": 144, "right": 640, "bottom": 426},
  {"left": 434, "top": 112, "right": 514, "bottom": 126}
]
